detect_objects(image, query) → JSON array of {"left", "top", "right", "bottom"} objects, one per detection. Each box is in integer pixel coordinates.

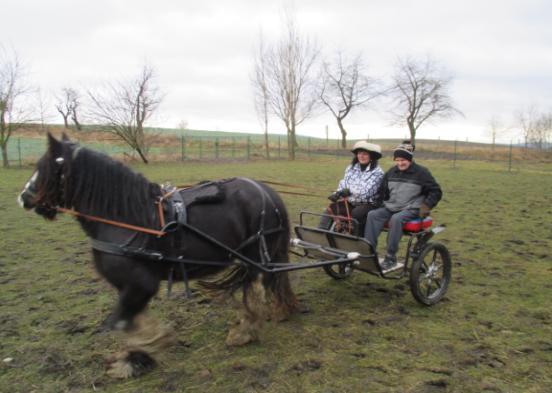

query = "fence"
[{"left": 5, "top": 133, "right": 552, "bottom": 173}]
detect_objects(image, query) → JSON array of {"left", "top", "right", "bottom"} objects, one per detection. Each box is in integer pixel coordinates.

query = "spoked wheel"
[
  {"left": 323, "top": 262, "right": 354, "bottom": 280},
  {"left": 409, "top": 242, "right": 451, "bottom": 305}
]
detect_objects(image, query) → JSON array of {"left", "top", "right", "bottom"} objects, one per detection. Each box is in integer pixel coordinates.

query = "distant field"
[{"left": 1, "top": 154, "right": 551, "bottom": 392}]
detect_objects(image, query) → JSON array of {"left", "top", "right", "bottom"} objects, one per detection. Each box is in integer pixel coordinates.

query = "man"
[{"left": 364, "top": 141, "right": 442, "bottom": 272}]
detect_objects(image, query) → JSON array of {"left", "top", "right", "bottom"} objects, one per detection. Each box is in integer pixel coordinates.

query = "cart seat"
[{"left": 384, "top": 216, "right": 433, "bottom": 233}]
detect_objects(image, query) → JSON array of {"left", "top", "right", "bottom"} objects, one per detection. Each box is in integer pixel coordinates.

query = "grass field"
[{"left": 1, "top": 155, "right": 551, "bottom": 392}]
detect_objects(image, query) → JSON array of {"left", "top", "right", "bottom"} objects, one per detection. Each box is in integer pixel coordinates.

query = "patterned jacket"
[{"left": 337, "top": 164, "right": 385, "bottom": 205}]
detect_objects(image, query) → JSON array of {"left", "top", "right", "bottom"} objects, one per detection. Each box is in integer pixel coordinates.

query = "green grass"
[{"left": 1, "top": 157, "right": 551, "bottom": 392}]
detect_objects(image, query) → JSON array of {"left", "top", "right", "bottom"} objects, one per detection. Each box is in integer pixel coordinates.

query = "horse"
[{"left": 18, "top": 133, "right": 298, "bottom": 378}]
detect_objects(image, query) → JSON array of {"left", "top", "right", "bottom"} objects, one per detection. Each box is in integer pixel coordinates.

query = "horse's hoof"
[
  {"left": 225, "top": 328, "right": 258, "bottom": 346},
  {"left": 106, "top": 350, "right": 156, "bottom": 379},
  {"left": 99, "top": 313, "right": 135, "bottom": 332},
  {"left": 270, "top": 307, "right": 293, "bottom": 322},
  {"left": 114, "top": 319, "right": 130, "bottom": 331}
]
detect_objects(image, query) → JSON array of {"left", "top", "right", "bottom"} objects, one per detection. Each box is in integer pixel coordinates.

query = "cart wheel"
[
  {"left": 409, "top": 242, "right": 451, "bottom": 305},
  {"left": 323, "top": 262, "right": 354, "bottom": 280}
]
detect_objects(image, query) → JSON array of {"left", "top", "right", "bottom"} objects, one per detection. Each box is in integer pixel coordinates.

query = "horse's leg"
[
  {"left": 94, "top": 255, "right": 158, "bottom": 330},
  {"left": 104, "top": 267, "right": 176, "bottom": 378},
  {"left": 107, "top": 313, "right": 177, "bottom": 379},
  {"left": 226, "top": 273, "right": 268, "bottom": 346},
  {"left": 107, "top": 264, "right": 161, "bottom": 331}
]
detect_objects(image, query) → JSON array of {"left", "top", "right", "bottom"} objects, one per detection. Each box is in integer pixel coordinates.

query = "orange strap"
[{"left": 57, "top": 207, "right": 167, "bottom": 237}]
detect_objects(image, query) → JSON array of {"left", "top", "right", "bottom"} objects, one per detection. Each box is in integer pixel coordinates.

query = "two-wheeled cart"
[{"left": 290, "top": 211, "right": 452, "bottom": 305}]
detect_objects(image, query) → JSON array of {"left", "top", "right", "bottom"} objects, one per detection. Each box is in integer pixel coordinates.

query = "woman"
[{"left": 320, "top": 141, "right": 384, "bottom": 235}]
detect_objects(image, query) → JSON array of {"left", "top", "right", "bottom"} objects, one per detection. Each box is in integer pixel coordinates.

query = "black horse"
[{"left": 19, "top": 133, "right": 297, "bottom": 378}]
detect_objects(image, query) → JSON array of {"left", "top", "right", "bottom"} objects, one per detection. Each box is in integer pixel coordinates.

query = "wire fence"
[{"left": 5, "top": 132, "right": 552, "bottom": 173}]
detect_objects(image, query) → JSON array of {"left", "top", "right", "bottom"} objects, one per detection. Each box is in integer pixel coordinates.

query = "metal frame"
[
  {"left": 90, "top": 209, "right": 445, "bottom": 280},
  {"left": 293, "top": 210, "right": 445, "bottom": 280}
]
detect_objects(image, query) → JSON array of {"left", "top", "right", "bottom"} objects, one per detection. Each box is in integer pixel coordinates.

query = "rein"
[
  {"left": 55, "top": 186, "right": 183, "bottom": 237},
  {"left": 175, "top": 180, "right": 329, "bottom": 198},
  {"left": 56, "top": 207, "right": 167, "bottom": 237}
]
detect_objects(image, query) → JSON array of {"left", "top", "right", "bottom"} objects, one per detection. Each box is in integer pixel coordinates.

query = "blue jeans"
[{"left": 364, "top": 208, "right": 419, "bottom": 256}]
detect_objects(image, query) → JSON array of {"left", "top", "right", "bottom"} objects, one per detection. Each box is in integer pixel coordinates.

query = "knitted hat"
[{"left": 393, "top": 141, "right": 415, "bottom": 161}]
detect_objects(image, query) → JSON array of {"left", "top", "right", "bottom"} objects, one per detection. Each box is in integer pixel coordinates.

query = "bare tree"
[
  {"left": 55, "top": 87, "right": 82, "bottom": 130},
  {"left": 389, "top": 56, "right": 460, "bottom": 145},
  {"left": 177, "top": 119, "right": 188, "bottom": 131},
  {"left": 319, "top": 52, "right": 382, "bottom": 148},
  {"left": 55, "top": 90, "right": 70, "bottom": 128},
  {"left": 35, "top": 87, "right": 54, "bottom": 132},
  {"left": 87, "top": 65, "right": 163, "bottom": 164},
  {"left": 70, "top": 91, "right": 82, "bottom": 130},
  {"left": 256, "top": 10, "right": 319, "bottom": 160},
  {"left": 517, "top": 106, "right": 538, "bottom": 149},
  {"left": 533, "top": 112, "right": 552, "bottom": 149},
  {"left": 0, "top": 47, "right": 34, "bottom": 168},
  {"left": 251, "top": 33, "right": 271, "bottom": 158},
  {"left": 487, "top": 116, "right": 503, "bottom": 157}
]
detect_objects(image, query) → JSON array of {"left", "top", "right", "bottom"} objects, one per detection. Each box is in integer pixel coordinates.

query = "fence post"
[
  {"left": 215, "top": 137, "right": 219, "bottom": 160},
  {"left": 453, "top": 140, "right": 457, "bottom": 168},
  {"left": 184, "top": 135, "right": 186, "bottom": 161},
  {"left": 231, "top": 137, "right": 235, "bottom": 158},
  {"left": 508, "top": 141, "right": 513, "bottom": 172},
  {"left": 199, "top": 137, "right": 203, "bottom": 159},
  {"left": 18, "top": 137, "right": 22, "bottom": 168},
  {"left": 247, "top": 136, "right": 251, "bottom": 160},
  {"left": 278, "top": 136, "right": 281, "bottom": 158}
]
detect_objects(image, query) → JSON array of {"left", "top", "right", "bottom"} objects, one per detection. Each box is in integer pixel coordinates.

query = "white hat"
[{"left": 351, "top": 141, "right": 382, "bottom": 159}]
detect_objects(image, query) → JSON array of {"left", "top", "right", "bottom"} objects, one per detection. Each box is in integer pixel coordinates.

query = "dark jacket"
[{"left": 378, "top": 161, "right": 442, "bottom": 212}]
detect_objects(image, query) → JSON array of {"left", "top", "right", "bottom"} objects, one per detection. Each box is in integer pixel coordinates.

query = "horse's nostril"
[{"left": 18, "top": 193, "right": 34, "bottom": 209}]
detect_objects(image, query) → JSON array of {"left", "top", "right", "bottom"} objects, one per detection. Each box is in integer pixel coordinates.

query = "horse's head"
[{"left": 18, "top": 132, "right": 77, "bottom": 220}]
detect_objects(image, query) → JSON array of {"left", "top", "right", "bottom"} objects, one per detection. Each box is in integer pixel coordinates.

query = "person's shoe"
[{"left": 380, "top": 254, "right": 402, "bottom": 273}]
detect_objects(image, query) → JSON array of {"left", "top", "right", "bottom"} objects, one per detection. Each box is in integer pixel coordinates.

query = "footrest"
[{"left": 378, "top": 257, "right": 405, "bottom": 274}]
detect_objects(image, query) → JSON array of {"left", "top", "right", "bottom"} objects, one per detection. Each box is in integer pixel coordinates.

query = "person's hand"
[
  {"left": 328, "top": 192, "right": 340, "bottom": 202},
  {"left": 340, "top": 188, "right": 351, "bottom": 197},
  {"left": 419, "top": 203, "right": 431, "bottom": 218}
]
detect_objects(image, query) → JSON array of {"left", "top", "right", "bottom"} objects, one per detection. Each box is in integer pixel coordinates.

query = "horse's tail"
[
  {"left": 200, "top": 178, "right": 297, "bottom": 315},
  {"left": 198, "top": 261, "right": 298, "bottom": 318},
  {"left": 197, "top": 265, "right": 250, "bottom": 295}
]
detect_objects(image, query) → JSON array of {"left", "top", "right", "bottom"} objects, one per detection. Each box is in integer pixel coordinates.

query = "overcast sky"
[{"left": 3, "top": 0, "right": 552, "bottom": 143}]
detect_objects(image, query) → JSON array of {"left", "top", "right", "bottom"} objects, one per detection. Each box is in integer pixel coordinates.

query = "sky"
[{"left": 3, "top": 0, "right": 552, "bottom": 143}]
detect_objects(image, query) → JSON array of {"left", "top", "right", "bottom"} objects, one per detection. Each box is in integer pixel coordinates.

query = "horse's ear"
[
  {"left": 61, "top": 132, "right": 70, "bottom": 142},
  {"left": 47, "top": 132, "right": 63, "bottom": 156}
]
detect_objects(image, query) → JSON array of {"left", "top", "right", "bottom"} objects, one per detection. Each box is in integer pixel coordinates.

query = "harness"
[{"left": 61, "top": 178, "right": 287, "bottom": 296}]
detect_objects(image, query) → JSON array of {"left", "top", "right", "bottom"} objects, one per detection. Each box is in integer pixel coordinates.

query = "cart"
[{"left": 290, "top": 210, "right": 452, "bottom": 306}]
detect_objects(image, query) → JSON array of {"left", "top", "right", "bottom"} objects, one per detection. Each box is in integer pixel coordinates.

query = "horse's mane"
[{"left": 63, "top": 146, "right": 161, "bottom": 227}]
